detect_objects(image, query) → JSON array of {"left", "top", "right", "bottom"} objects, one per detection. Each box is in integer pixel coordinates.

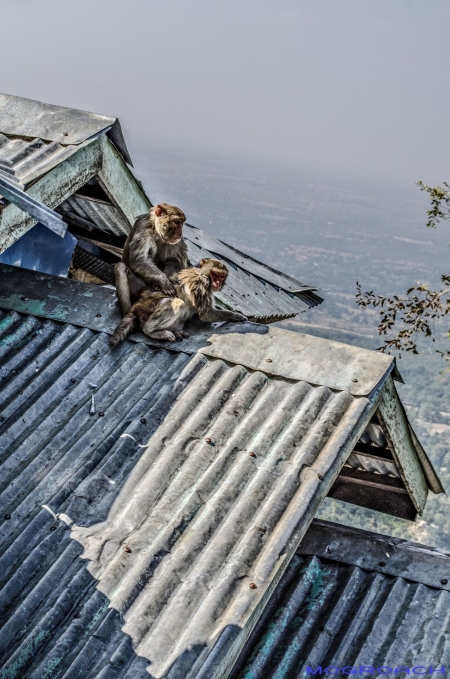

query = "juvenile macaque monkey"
[
  {"left": 109, "top": 258, "right": 246, "bottom": 347},
  {"left": 115, "top": 203, "right": 188, "bottom": 314}
]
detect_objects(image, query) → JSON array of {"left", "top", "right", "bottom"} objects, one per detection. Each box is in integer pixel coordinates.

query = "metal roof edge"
[
  {"left": 105, "top": 119, "right": 133, "bottom": 167},
  {"left": 0, "top": 265, "right": 395, "bottom": 398},
  {"left": 184, "top": 223, "right": 320, "bottom": 297},
  {"left": 0, "top": 93, "right": 116, "bottom": 146},
  {"left": 376, "top": 375, "right": 443, "bottom": 515},
  {"left": 298, "top": 518, "right": 450, "bottom": 590}
]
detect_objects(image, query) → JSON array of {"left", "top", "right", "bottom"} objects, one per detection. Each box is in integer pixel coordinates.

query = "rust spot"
[
  {"left": 249, "top": 452, "right": 257, "bottom": 458},
  {"left": 140, "top": 418, "right": 147, "bottom": 424},
  {"left": 123, "top": 546, "right": 132, "bottom": 553},
  {"left": 249, "top": 583, "right": 257, "bottom": 589}
]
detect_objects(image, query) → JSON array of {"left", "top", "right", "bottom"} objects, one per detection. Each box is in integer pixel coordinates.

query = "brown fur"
[
  {"left": 109, "top": 258, "right": 246, "bottom": 347},
  {"left": 115, "top": 203, "right": 188, "bottom": 314}
]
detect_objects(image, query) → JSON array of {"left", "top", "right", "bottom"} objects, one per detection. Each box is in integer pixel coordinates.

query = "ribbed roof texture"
[
  {"left": 0, "top": 133, "right": 80, "bottom": 189},
  {"left": 231, "top": 524, "right": 450, "bottom": 679},
  {"left": 0, "top": 309, "right": 372, "bottom": 679}
]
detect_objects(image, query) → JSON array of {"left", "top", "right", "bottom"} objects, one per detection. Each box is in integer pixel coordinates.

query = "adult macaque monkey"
[
  {"left": 109, "top": 258, "right": 246, "bottom": 347},
  {"left": 115, "top": 203, "right": 188, "bottom": 314}
]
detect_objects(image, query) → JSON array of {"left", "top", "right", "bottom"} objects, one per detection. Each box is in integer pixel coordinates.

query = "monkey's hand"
[{"left": 156, "top": 275, "right": 176, "bottom": 296}]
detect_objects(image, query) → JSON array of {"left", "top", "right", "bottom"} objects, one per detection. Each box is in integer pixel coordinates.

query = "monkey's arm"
[
  {"left": 131, "top": 252, "right": 176, "bottom": 295},
  {"left": 163, "top": 257, "right": 188, "bottom": 279},
  {"left": 198, "top": 307, "right": 247, "bottom": 323}
]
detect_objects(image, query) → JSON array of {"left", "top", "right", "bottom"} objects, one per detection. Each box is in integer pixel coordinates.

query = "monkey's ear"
[
  {"left": 154, "top": 204, "right": 165, "bottom": 217},
  {"left": 198, "top": 259, "right": 208, "bottom": 267}
]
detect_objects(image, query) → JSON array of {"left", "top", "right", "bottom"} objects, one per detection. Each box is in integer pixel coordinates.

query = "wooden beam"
[{"left": 327, "top": 466, "right": 417, "bottom": 520}]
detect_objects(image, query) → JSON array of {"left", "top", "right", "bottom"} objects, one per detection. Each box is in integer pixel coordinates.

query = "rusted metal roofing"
[{"left": 231, "top": 519, "right": 450, "bottom": 679}]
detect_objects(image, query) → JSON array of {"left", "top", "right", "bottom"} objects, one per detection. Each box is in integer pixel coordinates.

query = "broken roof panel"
[{"left": 231, "top": 519, "right": 450, "bottom": 679}]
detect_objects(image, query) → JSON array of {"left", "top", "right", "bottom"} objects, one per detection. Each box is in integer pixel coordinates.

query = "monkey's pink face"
[
  {"left": 210, "top": 270, "right": 227, "bottom": 290},
  {"left": 168, "top": 219, "right": 184, "bottom": 243}
]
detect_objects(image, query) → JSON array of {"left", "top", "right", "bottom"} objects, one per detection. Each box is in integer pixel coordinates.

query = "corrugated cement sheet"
[
  {"left": 231, "top": 519, "right": 450, "bottom": 679},
  {"left": 0, "top": 308, "right": 374, "bottom": 679}
]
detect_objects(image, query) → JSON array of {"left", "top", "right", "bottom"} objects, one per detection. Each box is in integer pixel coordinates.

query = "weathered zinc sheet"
[
  {"left": 0, "top": 308, "right": 374, "bottom": 679},
  {"left": 0, "top": 264, "right": 391, "bottom": 397},
  {"left": 231, "top": 519, "right": 450, "bottom": 679},
  {"left": 0, "top": 133, "right": 81, "bottom": 188},
  {"left": 0, "top": 93, "right": 132, "bottom": 164},
  {"left": 185, "top": 239, "right": 318, "bottom": 321},
  {"left": 59, "top": 193, "right": 132, "bottom": 235}
]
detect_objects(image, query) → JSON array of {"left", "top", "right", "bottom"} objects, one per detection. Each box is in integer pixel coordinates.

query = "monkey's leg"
[
  {"left": 115, "top": 263, "right": 132, "bottom": 315},
  {"left": 147, "top": 330, "right": 177, "bottom": 342}
]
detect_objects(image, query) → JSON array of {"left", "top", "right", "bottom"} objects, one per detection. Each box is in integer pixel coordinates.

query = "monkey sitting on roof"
[
  {"left": 109, "top": 258, "right": 246, "bottom": 347},
  {"left": 114, "top": 203, "right": 188, "bottom": 314}
]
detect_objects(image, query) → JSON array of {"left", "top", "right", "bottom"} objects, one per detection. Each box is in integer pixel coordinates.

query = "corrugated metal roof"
[
  {"left": 59, "top": 193, "right": 131, "bottom": 235},
  {"left": 0, "top": 94, "right": 322, "bottom": 321},
  {"left": 56, "top": 199, "right": 322, "bottom": 319},
  {"left": 0, "top": 93, "right": 132, "bottom": 164},
  {"left": 231, "top": 519, "right": 450, "bottom": 679},
  {"left": 0, "top": 133, "right": 81, "bottom": 189},
  {"left": 0, "top": 307, "right": 376, "bottom": 679},
  {"left": 0, "top": 264, "right": 393, "bottom": 397}
]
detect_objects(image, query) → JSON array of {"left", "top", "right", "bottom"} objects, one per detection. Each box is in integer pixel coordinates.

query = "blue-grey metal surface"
[
  {"left": 0, "top": 264, "right": 392, "bottom": 397},
  {"left": 231, "top": 519, "right": 450, "bottom": 679},
  {"left": 56, "top": 202, "right": 321, "bottom": 319},
  {"left": 0, "top": 308, "right": 375, "bottom": 679},
  {"left": 0, "top": 176, "right": 66, "bottom": 236},
  {"left": 0, "top": 222, "right": 77, "bottom": 276},
  {"left": 185, "top": 238, "right": 318, "bottom": 322},
  {"left": 0, "top": 93, "right": 132, "bottom": 164}
]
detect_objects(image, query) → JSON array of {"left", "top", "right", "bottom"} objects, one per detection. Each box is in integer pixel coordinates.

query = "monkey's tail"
[{"left": 109, "top": 313, "right": 136, "bottom": 348}]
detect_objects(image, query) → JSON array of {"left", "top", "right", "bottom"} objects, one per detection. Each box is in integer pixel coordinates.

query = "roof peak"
[{"left": 0, "top": 93, "right": 132, "bottom": 164}]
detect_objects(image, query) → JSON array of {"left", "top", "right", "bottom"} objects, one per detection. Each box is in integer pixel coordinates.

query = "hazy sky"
[{"left": 2, "top": 0, "right": 449, "bottom": 185}]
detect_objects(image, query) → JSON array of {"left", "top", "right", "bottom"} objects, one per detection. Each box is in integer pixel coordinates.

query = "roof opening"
[{"left": 326, "top": 412, "right": 417, "bottom": 521}]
